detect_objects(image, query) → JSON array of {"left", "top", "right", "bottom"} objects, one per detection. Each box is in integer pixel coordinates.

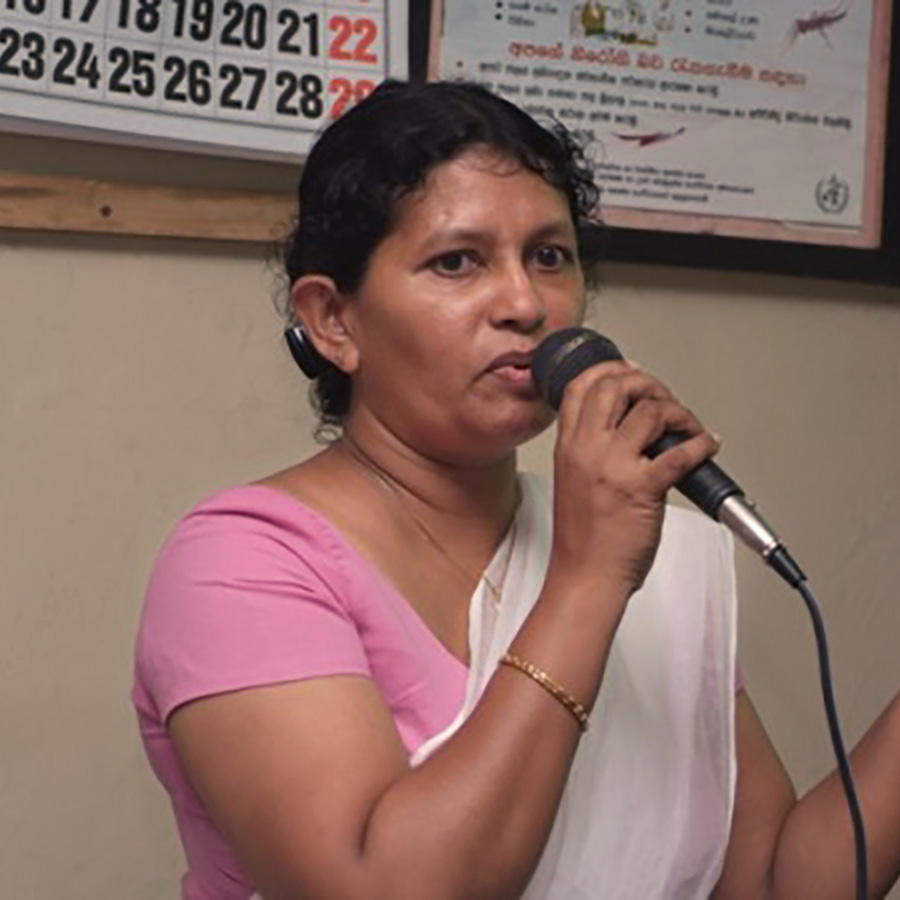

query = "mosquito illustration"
[
  {"left": 785, "top": 3, "right": 851, "bottom": 50},
  {"left": 613, "top": 126, "right": 686, "bottom": 147}
]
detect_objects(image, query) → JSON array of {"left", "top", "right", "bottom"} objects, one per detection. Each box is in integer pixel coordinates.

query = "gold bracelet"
[{"left": 499, "top": 651, "right": 590, "bottom": 732}]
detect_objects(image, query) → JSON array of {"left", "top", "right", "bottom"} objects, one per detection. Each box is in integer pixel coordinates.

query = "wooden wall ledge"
[{"left": 0, "top": 172, "right": 295, "bottom": 242}]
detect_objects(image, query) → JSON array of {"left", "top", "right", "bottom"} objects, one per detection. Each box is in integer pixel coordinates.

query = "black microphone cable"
[
  {"left": 796, "top": 577, "right": 868, "bottom": 900},
  {"left": 533, "top": 327, "right": 869, "bottom": 899}
]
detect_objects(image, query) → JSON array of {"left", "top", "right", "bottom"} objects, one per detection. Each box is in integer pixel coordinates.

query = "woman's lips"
[
  {"left": 491, "top": 365, "right": 534, "bottom": 385},
  {"left": 486, "top": 350, "right": 537, "bottom": 387}
]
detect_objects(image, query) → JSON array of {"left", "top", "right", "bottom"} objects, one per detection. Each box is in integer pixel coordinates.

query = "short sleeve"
[{"left": 135, "top": 488, "right": 372, "bottom": 723}]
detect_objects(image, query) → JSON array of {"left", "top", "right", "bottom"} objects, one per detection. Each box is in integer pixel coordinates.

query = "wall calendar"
[{"left": 0, "top": 0, "right": 408, "bottom": 158}]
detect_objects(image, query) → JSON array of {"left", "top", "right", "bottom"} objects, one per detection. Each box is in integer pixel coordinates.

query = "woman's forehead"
[
  {"left": 419, "top": 146, "right": 539, "bottom": 193},
  {"left": 391, "top": 149, "right": 572, "bottom": 234}
]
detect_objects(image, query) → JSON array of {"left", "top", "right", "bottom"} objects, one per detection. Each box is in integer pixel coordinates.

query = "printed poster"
[{"left": 431, "top": 0, "right": 892, "bottom": 246}]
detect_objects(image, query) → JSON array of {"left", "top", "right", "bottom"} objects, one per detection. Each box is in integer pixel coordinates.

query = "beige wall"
[{"left": 2, "top": 212, "right": 899, "bottom": 896}]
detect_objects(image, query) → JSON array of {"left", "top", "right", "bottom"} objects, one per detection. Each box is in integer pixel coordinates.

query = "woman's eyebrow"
[
  {"left": 415, "top": 228, "right": 494, "bottom": 254},
  {"left": 415, "top": 219, "right": 576, "bottom": 255},
  {"left": 527, "top": 220, "right": 578, "bottom": 243}
]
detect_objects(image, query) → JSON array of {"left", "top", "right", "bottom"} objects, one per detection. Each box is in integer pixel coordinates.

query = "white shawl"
[{"left": 413, "top": 473, "right": 739, "bottom": 900}]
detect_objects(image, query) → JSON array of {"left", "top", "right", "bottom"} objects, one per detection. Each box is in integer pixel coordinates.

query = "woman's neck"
[{"left": 336, "top": 414, "right": 520, "bottom": 543}]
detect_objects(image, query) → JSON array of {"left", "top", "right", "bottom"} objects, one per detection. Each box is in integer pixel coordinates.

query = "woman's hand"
[{"left": 549, "top": 360, "right": 720, "bottom": 598}]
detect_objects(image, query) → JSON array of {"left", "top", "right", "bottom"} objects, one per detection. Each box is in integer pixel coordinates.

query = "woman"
[{"left": 133, "top": 81, "right": 900, "bottom": 899}]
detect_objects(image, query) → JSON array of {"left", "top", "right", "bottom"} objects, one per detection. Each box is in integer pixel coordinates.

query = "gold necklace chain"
[{"left": 339, "top": 435, "right": 518, "bottom": 606}]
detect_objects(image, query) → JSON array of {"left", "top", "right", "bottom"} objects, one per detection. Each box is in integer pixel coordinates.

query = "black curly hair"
[{"left": 282, "top": 79, "right": 602, "bottom": 434}]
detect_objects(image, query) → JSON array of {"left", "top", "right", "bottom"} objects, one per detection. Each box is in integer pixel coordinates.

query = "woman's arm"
[
  {"left": 713, "top": 689, "right": 900, "bottom": 900},
  {"left": 168, "top": 363, "right": 719, "bottom": 900},
  {"left": 169, "top": 568, "right": 618, "bottom": 900}
]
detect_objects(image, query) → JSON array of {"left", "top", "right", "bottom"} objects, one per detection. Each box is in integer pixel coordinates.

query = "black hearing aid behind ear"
[{"left": 284, "top": 324, "right": 326, "bottom": 379}]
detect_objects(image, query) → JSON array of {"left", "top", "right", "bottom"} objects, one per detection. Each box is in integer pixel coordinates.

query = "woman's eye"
[
  {"left": 430, "top": 251, "right": 477, "bottom": 276},
  {"left": 532, "top": 245, "right": 573, "bottom": 270}
]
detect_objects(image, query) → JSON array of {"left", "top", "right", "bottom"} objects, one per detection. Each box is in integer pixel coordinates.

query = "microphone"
[{"left": 532, "top": 327, "right": 806, "bottom": 587}]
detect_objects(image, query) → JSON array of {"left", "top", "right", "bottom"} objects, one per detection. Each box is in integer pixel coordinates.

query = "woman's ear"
[{"left": 289, "top": 275, "right": 360, "bottom": 375}]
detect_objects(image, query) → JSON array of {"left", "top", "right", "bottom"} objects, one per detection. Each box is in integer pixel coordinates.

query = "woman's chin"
[{"left": 475, "top": 405, "right": 556, "bottom": 458}]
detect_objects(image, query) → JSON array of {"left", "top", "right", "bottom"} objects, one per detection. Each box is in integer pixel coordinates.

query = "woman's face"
[{"left": 343, "top": 146, "right": 587, "bottom": 465}]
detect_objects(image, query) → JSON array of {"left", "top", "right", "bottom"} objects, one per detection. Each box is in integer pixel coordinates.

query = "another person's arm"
[{"left": 713, "top": 688, "right": 900, "bottom": 900}]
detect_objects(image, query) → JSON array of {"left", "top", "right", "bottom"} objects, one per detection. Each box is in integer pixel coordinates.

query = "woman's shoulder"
[
  {"left": 176, "top": 482, "right": 328, "bottom": 534},
  {"left": 136, "top": 483, "right": 376, "bottom": 725},
  {"left": 180, "top": 482, "right": 326, "bottom": 527},
  {"left": 151, "top": 483, "right": 358, "bottom": 592}
]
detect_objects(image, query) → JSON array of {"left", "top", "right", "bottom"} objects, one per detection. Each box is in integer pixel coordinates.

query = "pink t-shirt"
[{"left": 133, "top": 486, "right": 468, "bottom": 900}]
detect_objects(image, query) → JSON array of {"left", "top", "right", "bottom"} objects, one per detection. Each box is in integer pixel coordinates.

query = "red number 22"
[{"left": 328, "top": 15, "right": 378, "bottom": 64}]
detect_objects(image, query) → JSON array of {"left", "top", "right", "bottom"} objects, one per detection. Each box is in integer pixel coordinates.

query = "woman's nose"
[{"left": 489, "top": 263, "right": 546, "bottom": 332}]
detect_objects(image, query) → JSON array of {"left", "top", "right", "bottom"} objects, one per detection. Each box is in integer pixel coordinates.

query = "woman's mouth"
[{"left": 486, "top": 351, "right": 537, "bottom": 388}]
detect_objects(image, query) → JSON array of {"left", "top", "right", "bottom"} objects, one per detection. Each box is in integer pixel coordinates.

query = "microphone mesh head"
[{"left": 531, "top": 327, "right": 623, "bottom": 410}]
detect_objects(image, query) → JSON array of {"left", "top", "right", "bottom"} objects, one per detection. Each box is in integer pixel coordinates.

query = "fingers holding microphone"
[
  {"left": 613, "top": 374, "right": 722, "bottom": 494},
  {"left": 533, "top": 327, "right": 722, "bottom": 498},
  {"left": 548, "top": 359, "right": 719, "bottom": 595},
  {"left": 535, "top": 327, "right": 802, "bottom": 589}
]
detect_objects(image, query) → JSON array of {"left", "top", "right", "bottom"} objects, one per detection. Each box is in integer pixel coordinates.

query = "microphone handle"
[
  {"left": 647, "top": 433, "right": 806, "bottom": 587},
  {"left": 646, "top": 433, "right": 743, "bottom": 518}
]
